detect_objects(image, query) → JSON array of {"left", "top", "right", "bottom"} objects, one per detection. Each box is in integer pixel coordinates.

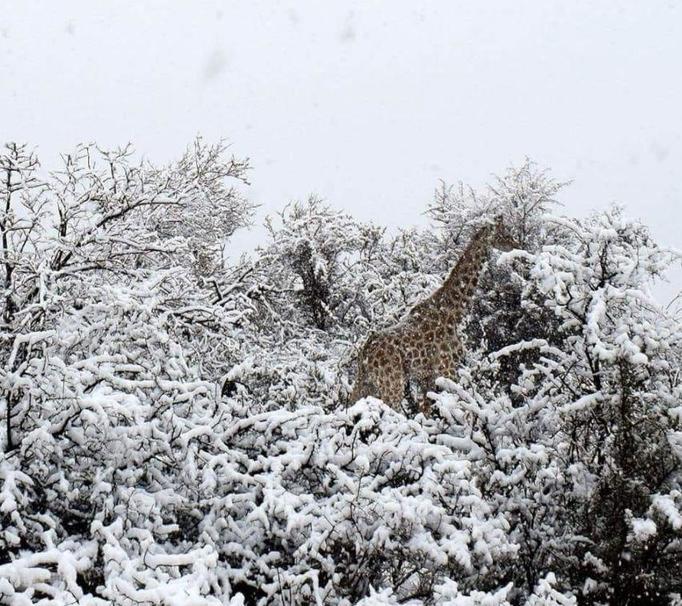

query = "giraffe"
[{"left": 351, "top": 216, "right": 516, "bottom": 413}]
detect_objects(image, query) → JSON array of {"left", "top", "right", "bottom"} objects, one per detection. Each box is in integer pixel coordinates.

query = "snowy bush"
[{"left": 1, "top": 144, "right": 680, "bottom": 604}]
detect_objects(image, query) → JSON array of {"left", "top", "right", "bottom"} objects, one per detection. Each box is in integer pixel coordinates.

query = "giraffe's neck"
[{"left": 431, "top": 225, "right": 493, "bottom": 330}]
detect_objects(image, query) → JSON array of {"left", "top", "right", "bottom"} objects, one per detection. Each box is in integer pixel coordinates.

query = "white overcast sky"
[{"left": 2, "top": 1, "right": 681, "bottom": 304}]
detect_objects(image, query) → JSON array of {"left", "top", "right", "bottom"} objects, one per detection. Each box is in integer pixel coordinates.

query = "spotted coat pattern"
[{"left": 351, "top": 218, "right": 515, "bottom": 413}]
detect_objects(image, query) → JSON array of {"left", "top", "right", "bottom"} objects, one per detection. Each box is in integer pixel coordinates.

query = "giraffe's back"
[{"left": 352, "top": 314, "right": 464, "bottom": 405}]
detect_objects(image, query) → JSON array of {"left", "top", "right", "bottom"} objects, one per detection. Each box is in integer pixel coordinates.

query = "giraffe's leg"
[
  {"left": 408, "top": 343, "right": 438, "bottom": 416},
  {"left": 414, "top": 373, "right": 436, "bottom": 417},
  {"left": 378, "top": 365, "right": 406, "bottom": 409},
  {"left": 371, "top": 343, "right": 404, "bottom": 409},
  {"left": 435, "top": 342, "right": 462, "bottom": 383},
  {"left": 351, "top": 337, "right": 382, "bottom": 402},
  {"left": 413, "top": 342, "right": 462, "bottom": 416},
  {"left": 419, "top": 344, "right": 461, "bottom": 415},
  {"left": 352, "top": 338, "right": 408, "bottom": 410}
]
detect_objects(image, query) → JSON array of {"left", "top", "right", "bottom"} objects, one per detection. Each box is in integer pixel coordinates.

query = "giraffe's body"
[{"left": 352, "top": 217, "right": 515, "bottom": 411}]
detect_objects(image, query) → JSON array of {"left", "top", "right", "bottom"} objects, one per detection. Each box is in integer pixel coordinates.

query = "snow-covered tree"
[
  {"left": 0, "top": 139, "right": 255, "bottom": 603},
  {"left": 1, "top": 146, "right": 680, "bottom": 605},
  {"left": 427, "top": 207, "right": 682, "bottom": 603}
]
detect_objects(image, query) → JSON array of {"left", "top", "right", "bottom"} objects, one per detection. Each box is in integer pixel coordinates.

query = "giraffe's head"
[{"left": 489, "top": 215, "right": 517, "bottom": 251}]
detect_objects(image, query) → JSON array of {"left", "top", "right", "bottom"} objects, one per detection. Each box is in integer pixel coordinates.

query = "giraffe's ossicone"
[{"left": 351, "top": 216, "right": 516, "bottom": 414}]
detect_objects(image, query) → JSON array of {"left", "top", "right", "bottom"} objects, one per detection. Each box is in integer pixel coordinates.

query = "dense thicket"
[{"left": 0, "top": 142, "right": 680, "bottom": 605}]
